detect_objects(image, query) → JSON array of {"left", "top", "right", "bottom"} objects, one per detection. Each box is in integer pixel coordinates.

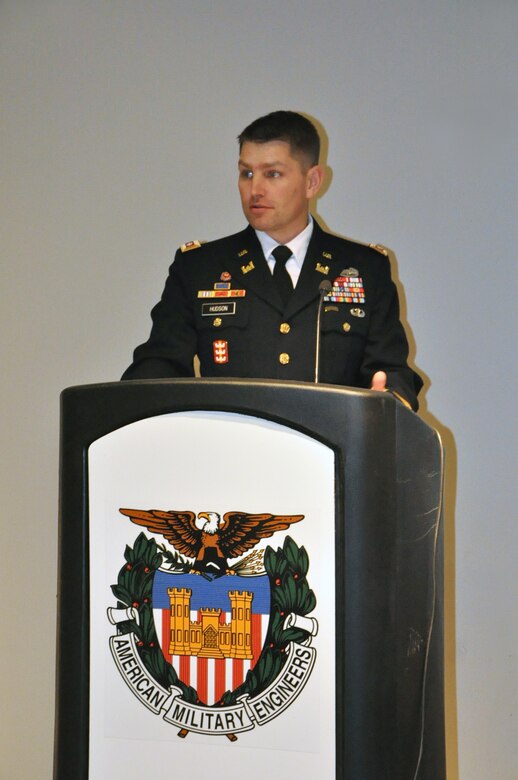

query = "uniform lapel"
[
  {"left": 225, "top": 226, "right": 286, "bottom": 313},
  {"left": 284, "top": 220, "right": 334, "bottom": 318}
]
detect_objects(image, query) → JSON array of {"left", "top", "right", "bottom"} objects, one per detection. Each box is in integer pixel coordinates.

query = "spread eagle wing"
[
  {"left": 119, "top": 508, "right": 201, "bottom": 559},
  {"left": 218, "top": 511, "right": 304, "bottom": 559}
]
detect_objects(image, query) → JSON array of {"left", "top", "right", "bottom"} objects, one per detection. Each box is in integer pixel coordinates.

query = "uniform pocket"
[{"left": 321, "top": 305, "right": 368, "bottom": 337}]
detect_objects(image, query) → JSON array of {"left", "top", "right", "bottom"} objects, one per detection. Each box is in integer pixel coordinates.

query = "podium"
[{"left": 54, "top": 379, "right": 445, "bottom": 780}]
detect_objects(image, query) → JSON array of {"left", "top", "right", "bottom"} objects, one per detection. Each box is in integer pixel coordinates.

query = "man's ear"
[{"left": 306, "top": 164, "right": 324, "bottom": 199}]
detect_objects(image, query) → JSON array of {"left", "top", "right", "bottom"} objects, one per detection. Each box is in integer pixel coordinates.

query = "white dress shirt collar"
[{"left": 254, "top": 216, "right": 314, "bottom": 286}]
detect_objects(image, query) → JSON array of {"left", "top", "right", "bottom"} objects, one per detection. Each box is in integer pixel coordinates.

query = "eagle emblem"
[{"left": 119, "top": 508, "right": 303, "bottom": 578}]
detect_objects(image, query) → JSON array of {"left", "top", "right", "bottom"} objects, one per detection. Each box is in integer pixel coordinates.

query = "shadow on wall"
[
  {"left": 384, "top": 244, "right": 459, "bottom": 780},
  {"left": 311, "top": 141, "right": 460, "bottom": 774},
  {"left": 289, "top": 109, "right": 457, "bottom": 779},
  {"left": 384, "top": 247, "right": 459, "bottom": 780}
]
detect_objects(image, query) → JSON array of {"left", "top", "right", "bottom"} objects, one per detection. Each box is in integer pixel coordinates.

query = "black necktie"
[{"left": 272, "top": 245, "right": 293, "bottom": 307}]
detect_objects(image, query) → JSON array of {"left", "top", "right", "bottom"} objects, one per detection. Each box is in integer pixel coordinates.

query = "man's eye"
[
  {"left": 267, "top": 170, "right": 280, "bottom": 178},
  {"left": 240, "top": 170, "right": 253, "bottom": 179}
]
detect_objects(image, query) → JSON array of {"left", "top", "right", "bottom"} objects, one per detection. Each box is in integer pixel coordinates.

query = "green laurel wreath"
[
  {"left": 111, "top": 532, "right": 199, "bottom": 703},
  {"left": 220, "top": 535, "right": 316, "bottom": 706},
  {"left": 111, "top": 533, "right": 316, "bottom": 707}
]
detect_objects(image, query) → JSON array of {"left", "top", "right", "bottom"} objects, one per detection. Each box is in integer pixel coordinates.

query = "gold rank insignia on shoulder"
[
  {"left": 369, "top": 243, "right": 389, "bottom": 256},
  {"left": 238, "top": 249, "right": 248, "bottom": 257},
  {"left": 315, "top": 262, "right": 330, "bottom": 275},
  {"left": 322, "top": 251, "right": 332, "bottom": 260},
  {"left": 241, "top": 260, "right": 255, "bottom": 274},
  {"left": 180, "top": 240, "right": 202, "bottom": 253}
]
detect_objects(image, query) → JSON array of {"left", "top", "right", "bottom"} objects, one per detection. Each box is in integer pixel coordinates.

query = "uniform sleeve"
[
  {"left": 121, "top": 249, "right": 198, "bottom": 380},
  {"left": 359, "top": 254, "right": 423, "bottom": 411}
]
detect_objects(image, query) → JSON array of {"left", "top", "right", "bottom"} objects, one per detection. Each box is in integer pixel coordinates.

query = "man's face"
[{"left": 238, "top": 140, "right": 323, "bottom": 244}]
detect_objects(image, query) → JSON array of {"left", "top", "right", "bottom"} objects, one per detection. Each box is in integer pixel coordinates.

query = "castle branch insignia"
[
  {"left": 108, "top": 508, "right": 318, "bottom": 740},
  {"left": 315, "top": 262, "right": 330, "bottom": 275},
  {"left": 241, "top": 260, "right": 255, "bottom": 274}
]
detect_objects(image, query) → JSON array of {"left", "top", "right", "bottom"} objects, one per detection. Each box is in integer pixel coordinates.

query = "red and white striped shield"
[{"left": 152, "top": 570, "right": 270, "bottom": 705}]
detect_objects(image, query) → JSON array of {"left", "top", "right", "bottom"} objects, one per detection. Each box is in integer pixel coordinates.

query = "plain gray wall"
[{"left": 1, "top": 1, "right": 516, "bottom": 778}]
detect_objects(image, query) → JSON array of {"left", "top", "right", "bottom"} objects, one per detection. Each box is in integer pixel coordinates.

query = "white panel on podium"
[{"left": 88, "top": 411, "right": 335, "bottom": 780}]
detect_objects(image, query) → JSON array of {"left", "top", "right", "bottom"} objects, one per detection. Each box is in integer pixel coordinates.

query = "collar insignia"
[{"left": 315, "top": 262, "right": 330, "bottom": 275}]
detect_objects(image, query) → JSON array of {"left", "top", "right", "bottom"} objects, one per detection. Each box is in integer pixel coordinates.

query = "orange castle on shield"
[{"left": 167, "top": 587, "right": 253, "bottom": 660}]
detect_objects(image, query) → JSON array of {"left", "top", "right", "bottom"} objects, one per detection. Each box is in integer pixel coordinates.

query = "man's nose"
[{"left": 250, "top": 175, "right": 264, "bottom": 198}]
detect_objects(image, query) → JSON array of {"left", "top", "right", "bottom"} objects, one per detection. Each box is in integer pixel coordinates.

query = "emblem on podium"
[{"left": 107, "top": 508, "right": 318, "bottom": 740}]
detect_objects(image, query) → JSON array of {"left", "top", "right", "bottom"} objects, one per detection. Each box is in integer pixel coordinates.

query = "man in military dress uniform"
[{"left": 122, "top": 111, "right": 422, "bottom": 410}]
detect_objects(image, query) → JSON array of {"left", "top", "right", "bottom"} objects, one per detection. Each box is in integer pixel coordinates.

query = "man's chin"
[{"left": 245, "top": 211, "right": 273, "bottom": 231}]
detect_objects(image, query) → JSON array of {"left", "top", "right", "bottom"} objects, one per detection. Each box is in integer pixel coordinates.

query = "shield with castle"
[{"left": 107, "top": 507, "right": 319, "bottom": 739}]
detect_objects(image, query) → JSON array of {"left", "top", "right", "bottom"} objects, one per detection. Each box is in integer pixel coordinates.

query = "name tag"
[{"left": 201, "top": 302, "right": 236, "bottom": 316}]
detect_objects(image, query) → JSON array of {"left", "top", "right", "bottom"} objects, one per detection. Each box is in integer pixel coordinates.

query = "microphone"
[{"left": 314, "top": 280, "right": 332, "bottom": 383}]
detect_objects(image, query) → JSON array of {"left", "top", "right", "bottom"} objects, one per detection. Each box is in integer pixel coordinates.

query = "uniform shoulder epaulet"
[
  {"left": 368, "top": 242, "right": 389, "bottom": 256},
  {"left": 180, "top": 240, "right": 202, "bottom": 253}
]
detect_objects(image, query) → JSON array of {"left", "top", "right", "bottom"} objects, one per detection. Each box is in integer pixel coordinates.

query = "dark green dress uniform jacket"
[{"left": 122, "top": 220, "right": 423, "bottom": 410}]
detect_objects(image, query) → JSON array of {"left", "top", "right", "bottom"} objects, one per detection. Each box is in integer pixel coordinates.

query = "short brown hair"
[{"left": 238, "top": 111, "right": 320, "bottom": 167}]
